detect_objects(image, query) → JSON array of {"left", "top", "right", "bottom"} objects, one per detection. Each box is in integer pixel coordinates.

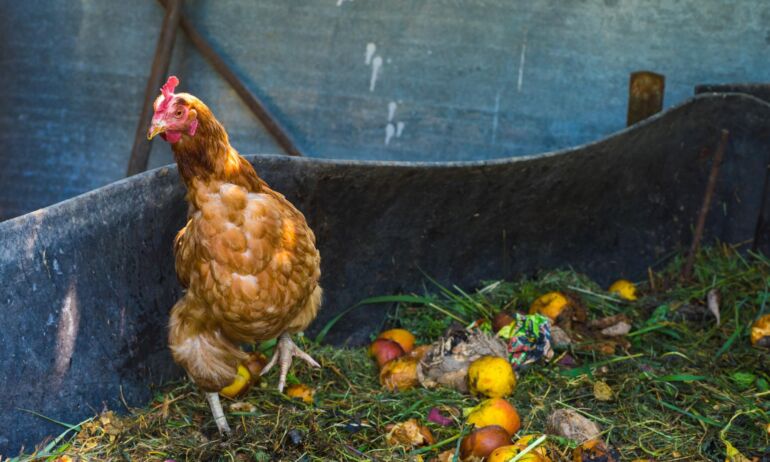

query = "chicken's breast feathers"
[{"left": 175, "top": 179, "right": 321, "bottom": 342}]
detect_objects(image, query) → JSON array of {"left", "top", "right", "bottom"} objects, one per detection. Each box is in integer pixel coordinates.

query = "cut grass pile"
[{"left": 9, "top": 245, "right": 770, "bottom": 461}]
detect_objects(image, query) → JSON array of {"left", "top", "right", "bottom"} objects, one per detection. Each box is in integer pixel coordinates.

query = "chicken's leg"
[
  {"left": 206, "top": 392, "right": 231, "bottom": 436},
  {"left": 261, "top": 333, "right": 320, "bottom": 392}
]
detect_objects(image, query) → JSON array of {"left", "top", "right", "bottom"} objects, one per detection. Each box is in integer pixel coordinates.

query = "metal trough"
[{"left": 2, "top": 92, "right": 770, "bottom": 454}]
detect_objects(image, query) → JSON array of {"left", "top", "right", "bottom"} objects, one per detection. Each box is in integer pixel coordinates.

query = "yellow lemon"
[
  {"left": 465, "top": 398, "right": 521, "bottom": 436},
  {"left": 608, "top": 279, "right": 637, "bottom": 301},
  {"left": 528, "top": 292, "right": 570, "bottom": 320},
  {"left": 468, "top": 356, "right": 516, "bottom": 398},
  {"left": 220, "top": 364, "right": 251, "bottom": 398}
]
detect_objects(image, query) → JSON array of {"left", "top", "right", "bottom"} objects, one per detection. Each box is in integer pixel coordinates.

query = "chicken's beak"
[{"left": 147, "top": 123, "right": 166, "bottom": 140}]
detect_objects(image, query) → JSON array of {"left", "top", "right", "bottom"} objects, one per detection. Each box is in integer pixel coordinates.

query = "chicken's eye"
[{"left": 175, "top": 109, "right": 184, "bottom": 118}]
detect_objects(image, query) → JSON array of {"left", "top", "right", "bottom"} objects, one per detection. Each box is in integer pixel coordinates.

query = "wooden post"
[
  {"left": 126, "top": 0, "right": 183, "bottom": 176},
  {"left": 627, "top": 71, "right": 665, "bottom": 126}
]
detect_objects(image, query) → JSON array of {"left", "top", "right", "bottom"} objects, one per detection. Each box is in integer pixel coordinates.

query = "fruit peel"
[
  {"left": 285, "top": 383, "right": 315, "bottom": 404},
  {"left": 220, "top": 364, "right": 252, "bottom": 399},
  {"left": 751, "top": 314, "right": 770, "bottom": 348},
  {"left": 385, "top": 418, "right": 434, "bottom": 448}
]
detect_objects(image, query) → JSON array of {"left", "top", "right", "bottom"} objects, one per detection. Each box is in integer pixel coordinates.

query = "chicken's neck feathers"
[{"left": 171, "top": 110, "right": 263, "bottom": 199}]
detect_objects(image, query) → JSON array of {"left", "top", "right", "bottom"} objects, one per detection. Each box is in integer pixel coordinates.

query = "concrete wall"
[{"left": 1, "top": 0, "right": 769, "bottom": 220}]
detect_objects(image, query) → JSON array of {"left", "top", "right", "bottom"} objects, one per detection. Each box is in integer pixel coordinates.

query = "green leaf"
[{"left": 730, "top": 372, "right": 757, "bottom": 389}]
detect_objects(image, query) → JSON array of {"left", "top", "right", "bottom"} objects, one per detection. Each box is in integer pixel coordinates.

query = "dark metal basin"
[{"left": 1, "top": 93, "right": 770, "bottom": 455}]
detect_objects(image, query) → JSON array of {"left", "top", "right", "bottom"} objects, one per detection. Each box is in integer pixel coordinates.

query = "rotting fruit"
[
  {"left": 285, "top": 383, "right": 314, "bottom": 404},
  {"left": 488, "top": 444, "right": 549, "bottom": 462},
  {"left": 380, "top": 356, "right": 419, "bottom": 391},
  {"left": 468, "top": 355, "right": 516, "bottom": 398},
  {"left": 608, "top": 279, "right": 637, "bottom": 301},
  {"left": 572, "top": 439, "right": 620, "bottom": 462},
  {"left": 466, "top": 398, "right": 521, "bottom": 436},
  {"left": 529, "top": 292, "right": 570, "bottom": 320},
  {"left": 369, "top": 338, "right": 406, "bottom": 368},
  {"left": 751, "top": 314, "right": 770, "bottom": 348},
  {"left": 459, "top": 425, "right": 512, "bottom": 461},
  {"left": 378, "top": 328, "right": 416, "bottom": 353}
]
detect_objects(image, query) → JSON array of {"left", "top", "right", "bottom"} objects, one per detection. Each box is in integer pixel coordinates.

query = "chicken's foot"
[
  {"left": 206, "top": 392, "right": 231, "bottom": 436},
  {"left": 261, "top": 333, "right": 320, "bottom": 392}
]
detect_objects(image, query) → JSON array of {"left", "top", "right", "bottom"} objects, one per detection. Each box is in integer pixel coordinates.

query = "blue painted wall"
[{"left": 1, "top": 0, "right": 769, "bottom": 221}]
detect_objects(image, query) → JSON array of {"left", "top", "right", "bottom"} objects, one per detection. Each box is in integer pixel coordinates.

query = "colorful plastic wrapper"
[{"left": 470, "top": 313, "right": 553, "bottom": 369}]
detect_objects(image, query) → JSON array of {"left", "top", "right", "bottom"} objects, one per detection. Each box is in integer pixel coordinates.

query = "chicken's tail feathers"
[{"left": 168, "top": 293, "right": 247, "bottom": 391}]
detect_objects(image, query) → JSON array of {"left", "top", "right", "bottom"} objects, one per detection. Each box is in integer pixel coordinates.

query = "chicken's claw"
[{"left": 261, "top": 333, "right": 320, "bottom": 392}]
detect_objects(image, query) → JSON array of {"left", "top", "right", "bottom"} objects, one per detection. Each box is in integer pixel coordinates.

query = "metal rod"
[
  {"left": 126, "top": 0, "right": 183, "bottom": 176},
  {"left": 158, "top": 0, "right": 304, "bottom": 158},
  {"left": 682, "top": 129, "right": 730, "bottom": 280}
]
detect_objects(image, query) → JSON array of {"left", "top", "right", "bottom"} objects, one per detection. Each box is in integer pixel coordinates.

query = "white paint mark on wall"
[
  {"left": 337, "top": 0, "right": 353, "bottom": 6},
  {"left": 396, "top": 121, "right": 405, "bottom": 137},
  {"left": 492, "top": 90, "right": 502, "bottom": 143},
  {"left": 385, "top": 102, "right": 404, "bottom": 144},
  {"left": 365, "top": 43, "right": 376, "bottom": 65},
  {"left": 370, "top": 55, "right": 383, "bottom": 92},
  {"left": 517, "top": 42, "right": 527, "bottom": 92},
  {"left": 385, "top": 123, "right": 396, "bottom": 145}
]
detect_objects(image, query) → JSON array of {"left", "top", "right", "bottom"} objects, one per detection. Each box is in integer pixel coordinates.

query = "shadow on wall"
[{"left": 2, "top": 0, "right": 770, "bottom": 220}]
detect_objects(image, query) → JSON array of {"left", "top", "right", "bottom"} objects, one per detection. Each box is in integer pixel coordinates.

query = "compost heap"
[{"left": 13, "top": 246, "right": 770, "bottom": 462}]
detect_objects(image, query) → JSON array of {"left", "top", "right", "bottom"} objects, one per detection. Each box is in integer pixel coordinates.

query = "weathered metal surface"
[
  {"left": 4, "top": 1, "right": 770, "bottom": 220},
  {"left": 695, "top": 84, "right": 770, "bottom": 103},
  {"left": 627, "top": 71, "right": 664, "bottom": 126},
  {"left": 1, "top": 93, "right": 770, "bottom": 454}
]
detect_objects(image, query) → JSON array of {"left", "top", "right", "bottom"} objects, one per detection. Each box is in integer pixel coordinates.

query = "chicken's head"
[{"left": 147, "top": 76, "right": 199, "bottom": 144}]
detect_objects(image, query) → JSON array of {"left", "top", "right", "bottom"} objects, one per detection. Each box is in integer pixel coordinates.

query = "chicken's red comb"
[{"left": 157, "top": 76, "right": 180, "bottom": 112}]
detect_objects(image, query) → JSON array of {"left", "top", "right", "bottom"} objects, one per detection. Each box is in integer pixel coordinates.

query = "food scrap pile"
[{"left": 12, "top": 246, "right": 770, "bottom": 461}]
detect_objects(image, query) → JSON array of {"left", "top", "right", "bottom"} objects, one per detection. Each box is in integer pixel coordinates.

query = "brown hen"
[{"left": 147, "top": 76, "right": 321, "bottom": 435}]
